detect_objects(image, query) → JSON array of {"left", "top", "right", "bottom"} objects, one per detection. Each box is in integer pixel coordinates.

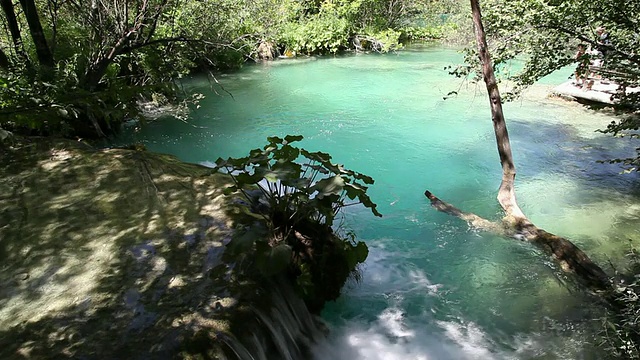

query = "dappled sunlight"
[
  {"left": 517, "top": 173, "right": 640, "bottom": 265},
  {"left": 0, "top": 138, "right": 257, "bottom": 358}
]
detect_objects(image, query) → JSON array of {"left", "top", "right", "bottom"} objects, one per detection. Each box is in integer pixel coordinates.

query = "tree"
[
  {"left": 0, "top": 47, "right": 8, "bottom": 68},
  {"left": 19, "top": 0, "right": 53, "bottom": 68},
  {"left": 425, "top": 0, "right": 612, "bottom": 292},
  {"left": 0, "top": 0, "right": 257, "bottom": 137},
  {"left": 462, "top": 0, "right": 640, "bottom": 171},
  {"left": 0, "top": 0, "right": 461, "bottom": 138},
  {"left": 1, "top": 0, "right": 31, "bottom": 68}
]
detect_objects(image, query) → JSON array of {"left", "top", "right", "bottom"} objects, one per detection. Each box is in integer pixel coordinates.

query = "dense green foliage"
[
  {"left": 458, "top": 0, "right": 640, "bottom": 171},
  {"left": 215, "top": 135, "right": 380, "bottom": 311},
  {"left": 0, "top": 0, "right": 462, "bottom": 138}
]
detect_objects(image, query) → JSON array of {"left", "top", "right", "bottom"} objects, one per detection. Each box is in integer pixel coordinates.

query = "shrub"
[
  {"left": 278, "top": 14, "right": 350, "bottom": 55},
  {"left": 215, "top": 135, "right": 381, "bottom": 312}
]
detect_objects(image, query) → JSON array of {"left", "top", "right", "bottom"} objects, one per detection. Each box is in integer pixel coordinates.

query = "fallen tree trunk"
[
  {"left": 423, "top": 0, "right": 612, "bottom": 294},
  {"left": 424, "top": 190, "right": 611, "bottom": 291}
]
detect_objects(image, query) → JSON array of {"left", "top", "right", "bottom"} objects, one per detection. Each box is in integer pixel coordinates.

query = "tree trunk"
[
  {"left": 1, "top": 0, "right": 31, "bottom": 69},
  {"left": 83, "top": 58, "right": 111, "bottom": 91},
  {"left": 469, "top": 0, "right": 526, "bottom": 222},
  {"left": 19, "top": 0, "right": 54, "bottom": 68},
  {"left": 424, "top": 190, "right": 611, "bottom": 290},
  {"left": 0, "top": 47, "right": 9, "bottom": 68},
  {"left": 422, "top": 0, "right": 612, "bottom": 293}
]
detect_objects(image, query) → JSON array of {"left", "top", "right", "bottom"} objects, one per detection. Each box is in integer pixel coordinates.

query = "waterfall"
[{"left": 219, "top": 279, "right": 327, "bottom": 360}]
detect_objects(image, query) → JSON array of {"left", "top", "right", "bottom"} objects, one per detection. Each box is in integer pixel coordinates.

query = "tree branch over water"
[{"left": 424, "top": 190, "right": 611, "bottom": 291}]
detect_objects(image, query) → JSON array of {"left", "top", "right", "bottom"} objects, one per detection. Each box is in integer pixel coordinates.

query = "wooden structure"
[{"left": 552, "top": 69, "right": 639, "bottom": 105}]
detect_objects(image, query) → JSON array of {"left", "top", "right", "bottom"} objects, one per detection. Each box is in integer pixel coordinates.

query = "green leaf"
[
  {"left": 274, "top": 144, "right": 300, "bottom": 162},
  {"left": 267, "top": 136, "right": 284, "bottom": 144},
  {"left": 354, "top": 241, "right": 368, "bottom": 264},
  {"left": 343, "top": 182, "right": 364, "bottom": 200},
  {"left": 0, "top": 128, "right": 12, "bottom": 141},
  {"left": 249, "top": 148, "right": 264, "bottom": 157},
  {"left": 272, "top": 161, "right": 302, "bottom": 180},
  {"left": 282, "top": 176, "right": 311, "bottom": 190},
  {"left": 223, "top": 185, "right": 238, "bottom": 195},
  {"left": 312, "top": 175, "right": 345, "bottom": 198},
  {"left": 302, "top": 163, "right": 330, "bottom": 174},
  {"left": 235, "top": 172, "right": 261, "bottom": 185},
  {"left": 264, "top": 172, "right": 278, "bottom": 183},
  {"left": 214, "top": 157, "right": 228, "bottom": 168},
  {"left": 229, "top": 156, "right": 251, "bottom": 168},
  {"left": 263, "top": 145, "right": 277, "bottom": 153},
  {"left": 359, "top": 192, "right": 382, "bottom": 217},
  {"left": 354, "top": 172, "right": 375, "bottom": 185},
  {"left": 284, "top": 135, "right": 304, "bottom": 144},
  {"left": 226, "top": 226, "right": 266, "bottom": 256},
  {"left": 345, "top": 241, "right": 369, "bottom": 269},
  {"left": 301, "top": 149, "right": 332, "bottom": 163}
]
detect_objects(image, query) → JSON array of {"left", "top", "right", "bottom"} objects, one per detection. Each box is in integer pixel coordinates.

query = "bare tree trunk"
[
  {"left": 424, "top": 191, "right": 611, "bottom": 290},
  {"left": 424, "top": 0, "right": 612, "bottom": 293},
  {"left": 469, "top": 0, "right": 526, "bottom": 222},
  {"left": 19, "top": 0, "right": 54, "bottom": 68},
  {"left": 1, "top": 0, "right": 31, "bottom": 69}
]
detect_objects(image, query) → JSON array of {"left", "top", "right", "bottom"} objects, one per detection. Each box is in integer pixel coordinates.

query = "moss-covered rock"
[{"left": 0, "top": 138, "right": 328, "bottom": 359}]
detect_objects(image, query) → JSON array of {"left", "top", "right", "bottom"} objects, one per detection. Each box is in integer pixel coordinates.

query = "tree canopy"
[
  {"left": 461, "top": 0, "right": 640, "bottom": 170},
  {"left": 0, "top": 0, "right": 459, "bottom": 138}
]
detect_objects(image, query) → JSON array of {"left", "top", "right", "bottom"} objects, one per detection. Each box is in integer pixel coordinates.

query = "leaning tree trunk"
[
  {"left": 0, "top": 47, "right": 9, "bottom": 68},
  {"left": 19, "top": 0, "right": 54, "bottom": 68},
  {"left": 0, "top": 0, "right": 31, "bottom": 69},
  {"left": 424, "top": 0, "right": 611, "bottom": 293},
  {"left": 470, "top": 0, "right": 526, "bottom": 222}
]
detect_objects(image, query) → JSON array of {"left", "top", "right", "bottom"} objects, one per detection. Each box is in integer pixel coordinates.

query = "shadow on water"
[
  {"left": 0, "top": 138, "right": 325, "bottom": 359},
  {"left": 510, "top": 118, "right": 639, "bottom": 190}
]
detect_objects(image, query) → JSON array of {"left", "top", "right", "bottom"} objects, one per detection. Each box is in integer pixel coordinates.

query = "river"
[{"left": 115, "top": 44, "right": 640, "bottom": 359}]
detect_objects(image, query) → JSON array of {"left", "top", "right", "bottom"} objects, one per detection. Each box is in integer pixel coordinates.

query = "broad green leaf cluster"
[{"left": 215, "top": 135, "right": 379, "bottom": 309}]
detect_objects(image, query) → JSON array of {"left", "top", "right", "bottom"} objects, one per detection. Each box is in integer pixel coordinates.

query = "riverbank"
[{"left": 0, "top": 137, "right": 326, "bottom": 359}]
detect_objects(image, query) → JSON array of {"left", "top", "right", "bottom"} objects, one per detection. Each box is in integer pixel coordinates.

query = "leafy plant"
[
  {"left": 215, "top": 135, "right": 380, "bottom": 310},
  {"left": 600, "top": 246, "right": 640, "bottom": 359},
  {"left": 279, "top": 13, "right": 351, "bottom": 55},
  {"left": 215, "top": 135, "right": 380, "bottom": 230}
]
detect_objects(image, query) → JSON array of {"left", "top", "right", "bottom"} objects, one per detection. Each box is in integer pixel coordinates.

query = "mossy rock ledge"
[{"left": 0, "top": 138, "right": 342, "bottom": 359}]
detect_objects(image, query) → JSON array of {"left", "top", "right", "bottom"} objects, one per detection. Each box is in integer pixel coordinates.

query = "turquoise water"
[{"left": 116, "top": 44, "right": 640, "bottom": 359}]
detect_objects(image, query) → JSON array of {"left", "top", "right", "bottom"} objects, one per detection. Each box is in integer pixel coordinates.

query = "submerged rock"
[{"left": 0, "top": 138, "right": 324, "bottom": 359}]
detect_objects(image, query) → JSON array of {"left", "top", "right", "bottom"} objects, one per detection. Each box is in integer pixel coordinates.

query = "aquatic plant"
[{"left": 215, "top": 135, "right": 381, "bottom": 312}]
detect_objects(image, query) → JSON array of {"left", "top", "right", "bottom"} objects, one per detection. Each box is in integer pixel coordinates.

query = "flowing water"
[{"left": 115, "top": 44, "right": 640, "bottom": 359}]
